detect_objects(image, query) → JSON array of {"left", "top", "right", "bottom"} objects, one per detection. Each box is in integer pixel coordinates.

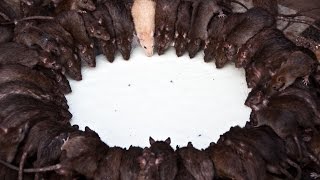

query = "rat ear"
[
  {"left": 187, "top": 142, "right": 193, "bottom": 147},
  {"left": 165, "top": 137, "right": 171, "bottom": 145},
  {"left": 149, "top": 137, "right": 155, "bottom": 145},
  {"left": 0, "top": 126, "right": 8, "bottom": 134},
  {"left": 150, "top": 30, "right": 154, "bottom": 37}
]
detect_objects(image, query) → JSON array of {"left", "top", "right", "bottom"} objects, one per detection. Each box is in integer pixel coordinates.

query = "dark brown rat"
[
  {"left": 149, "top": 137, "right": 177, "bottom": 180},
  {"left": 94, "top": 147, "right": 124, "bottom": 180},
  {"left": 104, "top": 0, "right": 134, "bottom": 60},
  {"left": 81, "top": 12, "right": 110, "bottom": 41},
  {"left": 0, "top": 123, "right": 29, "bottom": 163},
  {"left": 220, "top": 7, "right": 275, "bottom": 64},
  {"left": 137, "top": 147, "right": 163, "bottom": 180},
  {"left": 267, "top": 50, "right": 317, "bottom": 95},
  {"left": 57, "top": 10, "right": 95, "bottom": 67},
  {"left": 174, "top": 1, "right": 192, "bottom": 57},
  {"left": 120, "top": 146, "right": 143, "bottom": 180},
  {"left": 154, "top": 0, "right": 180, "bottom": 55},
  {"left": 92, "top": 3, "right": 117, "bottom": 62},
  {"left": 55, "top": 0, "right": 96, "bottom": 14},
  {"left": 176, "top": 142, "right": 214, "bottom": 180}
]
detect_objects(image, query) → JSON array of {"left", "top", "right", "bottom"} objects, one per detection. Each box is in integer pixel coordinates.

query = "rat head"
[
  {"left": 87, "top": 24, "right": 110, "bottom": 41},
  {"left": 117, "top": 36, "right": 132, "bottom": 60},
  {"left": 155, "top": 28, "right": 172, "bottom": 55},
  {"left": 149, "top": 137, "right": 173, "bottom": 154},
  {"left": 40, "top": 36, "right": 61, "bottom": 56},
  {"left": 77, "top": 0, "right": 96, "bottom": 11},
  {"left": 77, "top": 44, "right": 95, "bottom": 67},
  {"left": 187, "top": 38, "right": 202, "bottom": 58},
  {"left": 138, "top": 31, "right": 154, "bottom": 57},
  {"left": 267, "top": 75, "right": 286, "bottom": 95},
  {"left": 174, "top": 32, "right": 188, "bottom": 57},
  {"left": 245, "top": 88, "right": 267, "bottom": 111},
  {"left": 0, "top": 123, "right": 29, "bottom": 162},
  {"left": 223, "top": 42, "right": 236, "bottom": 62},
  {"left": 245, "top": 65, "right": 263, "bottom": 88},
  {"left": 236, "top": 46, "right": 251, "bottom": 68},
  {"left": 214, "top": 42, "right": 230, "bottom": 68},
  {"left": 137, "top": 148, "right": 163, "bottom": 180},
  {"left": 61, "top": 46, "right": 82, "bottom": 80}
]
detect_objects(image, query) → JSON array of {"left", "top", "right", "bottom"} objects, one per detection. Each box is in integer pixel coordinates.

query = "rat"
[
  {"left": 204, "top": 12, "right": 246, "bottom": 67},
  {"left": 220, "top": 126, "right": 301, "bottom": 179},
  {"left": 186, "top": 0, "right": 226, "bottom": 58},
  {"left": 14, "top": 25, "right": 61, "bottom": 56},
  {"left": 0, "top": 81, "right": 68, "bottom": 109},
  {"left": 267, "top": 50, "right": 317, "bottom": 95},
  {"left": 94, "top": 147, "right": 124, "bottom": 180},
  {"left": 154, "top": 0, "right": 180, "bottom": 55},
  {"left": 174, "top": 154, "right": 195, "bottom": 180},
  {"left": 0, "top": 123, "right": 29, "bottom": 163},
  {"left": 0, "top": 64, "right": 65, "bottom": 96},
  {"left": 56, "top": 10, "right": 95, "bottom": 67},
  {"left": 176, "top": 142, "right": 214, "bottom": 180},
  {"left": 205, "top": 142, "right": 268, "bottom": 180},
  {"left": 55, "top": 0, "right": 96, "bottom": 14},
  {"left": 0, "top": 42, "right": 58, "bottom": 69},
  {"left": 81, "top": 12, "right": 110, "bottom": 41},
  {"left": 104, "top": 0, "right": 134, "bottom": 60},
  {"left": 38, "top": 22, "right": 82, "bottom": 81},
  {"left": 149, "top": 137, "right": 177, "bottom": 180},
  {"left": 131, "top": 0, "right": 156, "bottom": 57},
  {"left": 137, "top": 147, "right": 163, "bottom": 180},
  {"left": 120, "top": 146, "right": 143, "bottom": 180},
  {"left": 174, "top": 1, "right": 192, "bottom": 57},
  {"left": 220, "top": 7, "right": 275, "bottom": 63},
  {"left": 92, "top": 3, "right": 117, "bottom": 62}
]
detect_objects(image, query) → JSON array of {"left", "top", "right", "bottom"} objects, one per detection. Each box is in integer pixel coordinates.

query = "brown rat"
[
  {"left": 57, "top": 10, "right": 95, "bottom": 67},
  {"left": 137, "top": 147, "right": 163, "bottom": 180},
  {"left": 267, "top": 50, "right": 317, "bottom": 95},
  {"left": 81, "top": 12, "right": 110, "bottom": 41},
  {"left": 174, "top": 1, "right": 192, "bottom": 57},
  {"left": 92, "top": 3, "right": 117, "bottom": 62},
  {"left": 176, "top": 142, "right": 214, "bottom": 180},
  {"left": 104, "top": 0, "right": 134, "bottom": 60},
  {"left": 149, "top": 137, "right": 177, "bottom": 180},
  {"left": 94, "top": 147, "right": 124, "bottom": 180},
  {"left": 220, "top": 7, "right": 275, "bottom": 64},
  {"left": 154, "top": 0, "right": 180, "bottom": 55},
  {"left": 55, "top": 0, "right": 96, "bottom": 14},
  {"left": 120, "top": 146, "right": 143, "bottom": 180},
  {"left": 0, "top": 123, "right": 29, "bottom": 163}
]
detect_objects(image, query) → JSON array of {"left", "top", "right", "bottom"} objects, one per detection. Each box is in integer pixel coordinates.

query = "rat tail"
[{"left": 0, "top": 158, "right": 61, "bottom": 173}]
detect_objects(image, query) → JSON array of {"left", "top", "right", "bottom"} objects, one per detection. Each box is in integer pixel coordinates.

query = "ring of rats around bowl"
[{"left": 0, "top": 0, "right": 320, "bottom": 179}]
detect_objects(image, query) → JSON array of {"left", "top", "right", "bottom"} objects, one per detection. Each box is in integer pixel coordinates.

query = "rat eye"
[
  {"left": 144, "top": 46, "right": 147, "bottom": 49},
  {"left": 83, "top": 0, "right": 88, "bottom": 3}
]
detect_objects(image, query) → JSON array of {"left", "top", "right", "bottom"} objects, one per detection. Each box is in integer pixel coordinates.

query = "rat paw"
[
  {"left": 303, "top": 76, "right": 310, "bottom": 86},
  {"left": 310, "top": 172, "right": 320, "bottom": 179},
  {"left": 218, "top": 13, "right": 226, "bottom": 18}
]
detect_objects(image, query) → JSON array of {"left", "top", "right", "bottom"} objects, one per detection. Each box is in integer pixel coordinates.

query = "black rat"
[
  {"left": 104, "top": 0, "right": 134, "bottom": 60},
  {"left": 174, "top": 1, "right": 192, "bottom": 57},
  {"left": 149, "top": 137, "right": 177, "bottom": 180},
  {"left": 176, "top": 142, "right": 214, "bottom": 180},
  {"left": 154, "top": 0, "right": 180, "bottom": 55},
  {"left": 81, "top": 12, "right": 110, "bottom": 41}
]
